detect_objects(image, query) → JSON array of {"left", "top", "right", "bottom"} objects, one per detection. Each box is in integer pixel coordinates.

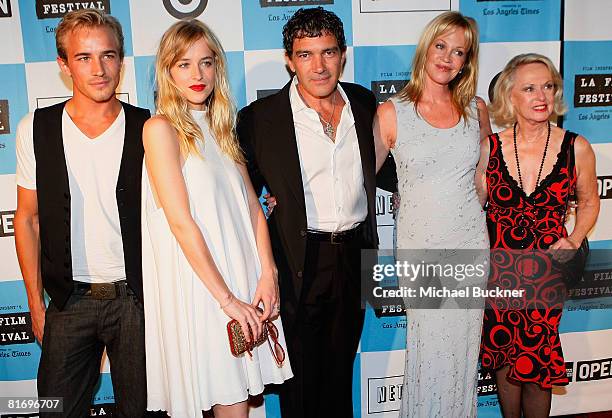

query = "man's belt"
[
  {"left": 307, "top": 222, "right": 364, "bottom": 245},
  {"left": 73, "top": 280, "right": 128, "bottom": 300}
]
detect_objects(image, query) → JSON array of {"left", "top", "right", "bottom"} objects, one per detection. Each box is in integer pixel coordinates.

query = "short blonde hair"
[
  {"left": 55, "top": 9, "right": 124, "bottom": 60},
  {"left": 155, "top": 19, "right": 243, "bottom": 163},
  {"left": 398, "top": 11, "right": 480, "bottom": 122},
  {"left": 490, "top": 53, "right": 567, "bottom": 127}
]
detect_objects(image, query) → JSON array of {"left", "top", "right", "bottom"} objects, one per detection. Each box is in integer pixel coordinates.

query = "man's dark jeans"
[{"left": 38, "top": 282, "right": 146, "bottom": 418}]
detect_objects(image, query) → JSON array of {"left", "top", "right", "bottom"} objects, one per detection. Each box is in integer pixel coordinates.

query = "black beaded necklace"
[{"left": 512, "top": 120, "right": 551, "bottom": 196}]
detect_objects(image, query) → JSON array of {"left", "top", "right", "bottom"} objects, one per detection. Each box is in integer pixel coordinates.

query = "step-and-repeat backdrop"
[{"left": 1, "top": 0, "right": 611, "bottom": 417}]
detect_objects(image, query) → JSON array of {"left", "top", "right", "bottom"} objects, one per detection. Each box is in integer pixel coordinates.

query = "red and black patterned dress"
[{"left": 480, "top": 130, "right": 578, "bottom": 388}]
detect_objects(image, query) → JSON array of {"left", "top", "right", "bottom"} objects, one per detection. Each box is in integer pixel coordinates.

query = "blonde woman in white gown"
[{"left": 141, "top": 20, "right": 292, "bottom": 417}]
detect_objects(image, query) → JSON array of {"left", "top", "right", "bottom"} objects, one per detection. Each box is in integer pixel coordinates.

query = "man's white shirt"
[{"left": 289, "top": 77, "right": 367, "bottom": 233}]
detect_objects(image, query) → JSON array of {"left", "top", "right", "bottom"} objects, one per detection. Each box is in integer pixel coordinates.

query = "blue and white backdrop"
[{"left": 0, "top": 0, "right": 611, "bottom": 417}]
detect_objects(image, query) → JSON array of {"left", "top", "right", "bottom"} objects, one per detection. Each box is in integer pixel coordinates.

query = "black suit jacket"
[{"left": 237, "top": 81, "right": 379, "bottom": 321}]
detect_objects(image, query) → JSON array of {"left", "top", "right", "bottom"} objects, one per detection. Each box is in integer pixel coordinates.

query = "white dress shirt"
[{"left": 289, "top": 77, "right": 367, "bottom": 232}]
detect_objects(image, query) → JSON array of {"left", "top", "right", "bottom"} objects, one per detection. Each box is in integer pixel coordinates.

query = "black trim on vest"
[{"left": 33, "top": 101, "right": 150, "bottom": 310}]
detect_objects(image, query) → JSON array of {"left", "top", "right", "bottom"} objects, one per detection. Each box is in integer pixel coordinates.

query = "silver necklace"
[{"left": 317, "top": 91, "right": 337, "bottom": 139}]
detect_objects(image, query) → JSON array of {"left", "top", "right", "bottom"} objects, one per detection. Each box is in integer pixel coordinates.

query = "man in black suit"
[{"left": 237, "top": 7, "right": 379, "bottom": 417}]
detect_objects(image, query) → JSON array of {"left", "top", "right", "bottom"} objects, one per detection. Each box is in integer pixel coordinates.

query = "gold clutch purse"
[
  {"left": 227, "top": 319, "right": 268, "bottom": 356},
  {"left": 226, "top": 319, "right": 286, "bottom": 367}
]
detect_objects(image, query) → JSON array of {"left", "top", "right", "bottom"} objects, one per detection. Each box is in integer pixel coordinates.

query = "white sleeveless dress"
[
  {"left": 141, "top": 110, "right": 293, "bottom": 417},
  {"left": 389, "top": 97, "right": 488, "bottom": 418}
]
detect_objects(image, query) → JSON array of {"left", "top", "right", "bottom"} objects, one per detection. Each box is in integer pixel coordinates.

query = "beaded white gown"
[
  {"left": 389, "top": 97, "right": 488, "bottom": 418},
  {"left": 141, "top": 110, "right": 293, "bottom": 417}
]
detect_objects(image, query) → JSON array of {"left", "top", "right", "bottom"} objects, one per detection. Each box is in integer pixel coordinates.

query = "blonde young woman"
[
  {"left": 141, "top": 20, "right": 292, "bottom": 417},
  {"left": 374, "top": 12, "right": 492, "bottom": 417},
  {"left": 477, "top": 54, "right": 599, "bottom": 418}
]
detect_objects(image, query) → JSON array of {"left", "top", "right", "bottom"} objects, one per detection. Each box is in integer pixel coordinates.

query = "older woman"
[{"left": 476, "top": 53, "right": 599, "bottom": 418}]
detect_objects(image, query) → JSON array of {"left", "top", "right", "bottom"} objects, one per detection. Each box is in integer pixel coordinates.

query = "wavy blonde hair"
[
  {"left": 155, "top": 19, "right": 243, "bottom": 163},
  {"left": 397, "top": 11, "right": 479, "bottom": 122},
  {"left": 490, "top": 53, "right": 567, "bottom": 127}
]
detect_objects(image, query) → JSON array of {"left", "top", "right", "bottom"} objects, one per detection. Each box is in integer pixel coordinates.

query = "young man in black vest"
[
  {"left": 237, "top": 7, "right": 381, "bottom": 417},
  {"left": 14, "top": 9, "right": 149, "bottom": 418}
]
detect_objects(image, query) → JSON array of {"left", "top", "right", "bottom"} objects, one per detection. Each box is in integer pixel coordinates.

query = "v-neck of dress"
[{"left": 495, "top": 130, "right": 570, "bottom": 200}]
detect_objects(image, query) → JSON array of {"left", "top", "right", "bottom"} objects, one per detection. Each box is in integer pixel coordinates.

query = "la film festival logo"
[
  {"left": 0, "top": 0, "right": 12, "bottom": 18},
  {"left": 89, "top": 404, "right": 115, "bottom": 417},
  {"left": 477, "top": 368, "right": 498, "bottom": 396},
  {"left": 574, "top": 74, "right": 612, "bottom": 108},
  {"left": 35, "top": 0, "right": 110, "bottom": 19},
  {"left": 371, "top": 80, "right": 408, "bottom": 105},
  {"left": 0, "top": 312, "right": 35, "bottom": 345},
  {"left": 163, "top": 0, "right": 208, "bottom": 19},
  {"left": 260, "top": 0, "right": 333, "bottom": 7},
  {"left": 566, "top": 266, "right": 612, "bottom": 300}
]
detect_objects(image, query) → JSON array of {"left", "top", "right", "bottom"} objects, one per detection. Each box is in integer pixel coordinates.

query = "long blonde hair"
[
  {"left": 397, "top": 11, "right": 480, "bottom": 122},
  {"left": 155, "top": 19, "right": 244, "bottom": 163}
]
